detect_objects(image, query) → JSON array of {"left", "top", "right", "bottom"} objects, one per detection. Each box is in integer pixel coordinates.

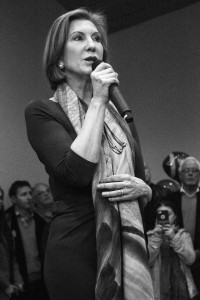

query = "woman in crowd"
[
  {"left": 148, "top": 197, "right": 198, "bottom": 300},
  {"left": 25, "top": 8, "right": 154, "bottom": 300}
]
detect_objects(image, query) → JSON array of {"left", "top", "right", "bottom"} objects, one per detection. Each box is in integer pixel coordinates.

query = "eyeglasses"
[{"left": 181, "top": 168, "right": 200, "bottom": 174}]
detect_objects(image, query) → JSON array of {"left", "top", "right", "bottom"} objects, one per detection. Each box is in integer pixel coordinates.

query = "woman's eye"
[
  {"left": 93, "top": 35, "right": 101, "bottom": 42},
  {"left": 73, "top": 35, "right": 82, "bottom": 41}
]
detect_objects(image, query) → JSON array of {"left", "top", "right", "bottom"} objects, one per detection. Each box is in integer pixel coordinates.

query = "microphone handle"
[{"left": 109, "top": 84, "right": 133, "bottom": 123}]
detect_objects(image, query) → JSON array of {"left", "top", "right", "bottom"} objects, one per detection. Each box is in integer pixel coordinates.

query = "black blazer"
[{"left": 5, "top": 206, "right": 47, "bottom": 285}]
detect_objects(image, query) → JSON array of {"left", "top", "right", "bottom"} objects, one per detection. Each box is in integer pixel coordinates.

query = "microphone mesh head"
[{"left": 92, "top": 59, "right": 102, "bottom": 71}]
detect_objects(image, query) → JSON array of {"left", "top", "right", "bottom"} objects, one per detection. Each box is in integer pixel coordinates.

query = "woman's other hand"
[
  {"left": 91, "top": 62, "right": 119, "bottom": 104},
  {"left": 97, "top": 174, "right": 149, "bottom": 202}
]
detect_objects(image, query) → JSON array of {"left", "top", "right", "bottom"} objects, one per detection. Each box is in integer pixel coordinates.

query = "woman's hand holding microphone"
[{"left": 90, "top": 61, "right": 119, "bottom": 105}]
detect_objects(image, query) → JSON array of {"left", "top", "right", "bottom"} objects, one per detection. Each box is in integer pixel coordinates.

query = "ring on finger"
[{"left": 120, "top": 189, "right": 124, "bottom": 196}]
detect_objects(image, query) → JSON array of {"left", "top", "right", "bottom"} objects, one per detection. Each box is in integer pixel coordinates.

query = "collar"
[{"left": 180, "top": 186, "right": 199, "bottom": 198}]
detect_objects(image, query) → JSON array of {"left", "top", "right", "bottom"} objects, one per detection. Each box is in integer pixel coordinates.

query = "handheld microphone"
[{"left": 92, "top": 59, "right": 133, "bottom": 123}]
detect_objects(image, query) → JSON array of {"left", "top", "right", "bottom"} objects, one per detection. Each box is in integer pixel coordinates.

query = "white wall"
[
  {"left": 1, "top": 1, "right": 200, "bottom": 205},
  {"left": 109, "top": 3, "right": 200, "bottom": 183},
  {"left": 0, "top": 0, "right": 65, "bottom": 205}
]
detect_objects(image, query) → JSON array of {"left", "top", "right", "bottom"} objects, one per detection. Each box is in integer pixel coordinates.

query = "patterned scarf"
[{"left": 54, "top": 83, "right": 154, "bottom": 300}]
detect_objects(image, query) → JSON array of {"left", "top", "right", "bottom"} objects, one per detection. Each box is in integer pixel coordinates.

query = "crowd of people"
[
  {"left": 0, "top": 181, "right": 52, "bottom": 299},
  {"left": 0, "top": 156, "right": 199, "bottom": 300}
]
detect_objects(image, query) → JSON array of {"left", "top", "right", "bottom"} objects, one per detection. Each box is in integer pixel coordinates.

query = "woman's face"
[
  {"left": 157, "top": 205, "right": 176, "bottom": 225},
  {"left": 63, "top": 19, "right": 104, "bottom": 80}
]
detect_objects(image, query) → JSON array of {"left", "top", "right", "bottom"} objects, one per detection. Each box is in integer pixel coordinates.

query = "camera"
[{"left": 156, "top": 210, "right": 169, "bottom": 226}]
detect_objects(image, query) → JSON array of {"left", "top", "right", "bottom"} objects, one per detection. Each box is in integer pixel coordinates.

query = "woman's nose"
[{"left": 86, "top": 37, "right": 95, "bottom": 51}]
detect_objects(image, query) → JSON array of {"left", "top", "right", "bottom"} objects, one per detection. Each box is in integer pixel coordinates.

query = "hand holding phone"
[{"left": 162, "top": 224, "right": 175, "bottom": 240}]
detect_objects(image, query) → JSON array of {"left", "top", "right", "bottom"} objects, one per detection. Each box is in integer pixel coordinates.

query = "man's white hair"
[{"left": 178, "top": 156, "right": 200, "bottom": 173}]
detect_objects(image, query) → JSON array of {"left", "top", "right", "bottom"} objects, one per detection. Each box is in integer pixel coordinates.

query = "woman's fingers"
[
  {"left": 93, "top": 62, "right": 112, "bottom": 71},
  {"left": 100, "top": 174, "right": 130, "bottom": 182},
  {"left": 97, "top": 182, "right": 123, "bottom": 190},
  {"left": 92, "top": 68, "right": 119, "bottom": 86},
  {"left": 91, "top": 63, "right": 119, "bottom": 102},
  {"left": 97, "top": 174, "right": 130, "bottom": 189},
  {"left": 108, "top": 196, "right": 125, "bottom": 202},
  {"left": 101, "top": 188, "right": 125, "bottom": 198}
]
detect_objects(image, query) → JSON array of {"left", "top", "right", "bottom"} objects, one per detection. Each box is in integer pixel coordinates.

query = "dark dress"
[
  {"left": 25, "top": 99, "right": 145, "bottom": 300},
  {"left": 25, "top": 100, "right": 97, "bottom": 300}
]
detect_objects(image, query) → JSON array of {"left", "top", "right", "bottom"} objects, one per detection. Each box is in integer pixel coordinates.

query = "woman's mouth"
[{"left": 84, "top": 56, "right": 97, "bottom": 62}]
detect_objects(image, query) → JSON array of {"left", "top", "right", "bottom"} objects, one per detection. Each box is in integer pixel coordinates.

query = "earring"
[{"left": 59, "top": 61, "right": 64, "bottom": 69}]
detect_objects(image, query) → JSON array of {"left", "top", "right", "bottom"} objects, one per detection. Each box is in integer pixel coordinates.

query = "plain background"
[{"left": 1, "top": 0, "right": 200, "bottom": 206}]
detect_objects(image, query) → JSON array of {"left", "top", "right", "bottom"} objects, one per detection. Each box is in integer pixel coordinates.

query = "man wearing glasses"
[{"left": 167, "top": 156, "right": 200, "bottom": 296}]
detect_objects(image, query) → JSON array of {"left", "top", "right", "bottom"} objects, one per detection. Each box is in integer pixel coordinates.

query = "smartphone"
[{"left": 156, "top": 210, "right": 169, "bottom": 226}]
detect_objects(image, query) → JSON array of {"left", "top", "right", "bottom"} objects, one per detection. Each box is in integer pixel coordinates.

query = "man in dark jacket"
[
  {"left": 6, "top": 181, "right": 49, "bottom": 300},
  {"left": 167, "top": 156, "right": 200, "bottom": 295}
]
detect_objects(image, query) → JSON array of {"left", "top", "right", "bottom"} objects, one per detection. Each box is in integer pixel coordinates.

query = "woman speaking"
[{"left": 25, "top": 8, "right": 154, "bottom": 300}]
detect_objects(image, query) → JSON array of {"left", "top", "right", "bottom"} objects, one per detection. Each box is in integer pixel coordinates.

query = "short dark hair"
[
  {"left": 9, "top": 181, "right": 31, "bottom": 198},
  {"left": 43, "top": 7, "right": 108, "bottom": 90}
]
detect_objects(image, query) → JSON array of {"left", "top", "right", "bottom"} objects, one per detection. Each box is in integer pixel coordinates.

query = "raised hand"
[{"left": 91, "top": 62, "right": 119, "bottom": 104}]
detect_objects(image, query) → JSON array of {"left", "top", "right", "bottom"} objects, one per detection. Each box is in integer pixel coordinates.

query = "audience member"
[
  {"left": 6, "top": 181, "right": 49, "bottom": 300},
  {"left": 31, "top": 183, "right": 53, "bottom": 223},
  {"left": 166, "top": 156, "right": 200, "bottom": 294},
  {"left": 0, "top": 186, "right": 24, "bottom": 300},
  {"left": 148, "top": 197, "right": 198, "bottom": 300}
]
